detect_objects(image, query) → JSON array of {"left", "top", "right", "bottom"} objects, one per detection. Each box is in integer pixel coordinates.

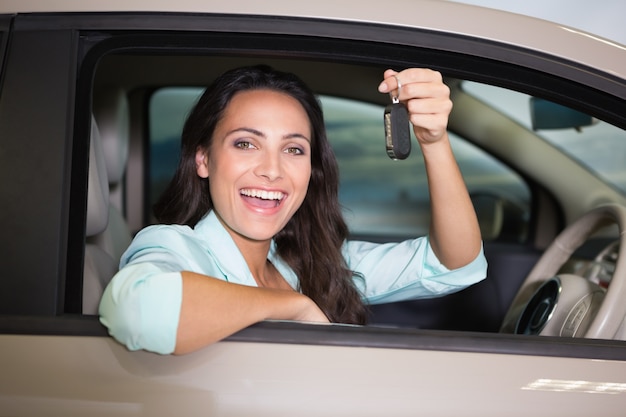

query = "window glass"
[
  {"left": 321, "top": 96, "right": 530, "bottom": 241},
  {"left": 149, "top": 88, "right": 203, "bottom": 208},
  {"left": 463, "top": 81, "right": 626, "bottom": 195},
  {"left": 149, "top": 87, "right": 530, "bottom": 241}
]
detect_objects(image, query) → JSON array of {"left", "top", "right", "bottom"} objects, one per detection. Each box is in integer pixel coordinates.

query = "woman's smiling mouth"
[{"left": 240, "top": 188, "right": 285, "bottom": 209}]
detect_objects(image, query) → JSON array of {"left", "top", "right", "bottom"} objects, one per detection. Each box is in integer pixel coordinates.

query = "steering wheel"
[{"left": 500, "top": 204, "right": 626, "bottom": 339}]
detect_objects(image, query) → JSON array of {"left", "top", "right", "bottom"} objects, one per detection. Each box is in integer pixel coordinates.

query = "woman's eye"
[
  {"left": 285, "top": 146, "right": 304, "bottom": 155},
  {"left": 235, "top": 141, "right": 255, "bottom": 150}
]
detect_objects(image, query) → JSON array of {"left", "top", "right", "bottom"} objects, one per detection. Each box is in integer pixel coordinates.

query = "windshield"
[{"left": 463, "top": 81, "right": 626, "bottom": 195}]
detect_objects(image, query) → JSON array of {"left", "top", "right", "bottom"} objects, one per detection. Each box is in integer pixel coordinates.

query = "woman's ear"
[{"left": 195, "top": 149, "right": 209, "bottom": 178}]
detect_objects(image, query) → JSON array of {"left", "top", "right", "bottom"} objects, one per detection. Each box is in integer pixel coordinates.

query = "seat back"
[
  {"left": 83, "top": 117, "right": 118, "bottom": 314},
  {"left": 92, "top": 87, "right": 132, "bottom": 262}
]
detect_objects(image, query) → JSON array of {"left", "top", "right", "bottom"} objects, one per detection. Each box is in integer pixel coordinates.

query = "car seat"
[
  {"left": 83, "top": 88, "right": 134, "bottom": 314},
  {"left": 83, "top": 116, "right": 118, "bottom": 314},
  {"left": 91, "top": 87, "right": 132, "bottom": 262}
]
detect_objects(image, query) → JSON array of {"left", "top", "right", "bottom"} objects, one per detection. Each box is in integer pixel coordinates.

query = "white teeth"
[{"left": 240, "top": 189, "right": 285, "bottom": 200}]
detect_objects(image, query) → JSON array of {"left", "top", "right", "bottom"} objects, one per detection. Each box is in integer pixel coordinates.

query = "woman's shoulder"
[
  {"left": 131, "top": 223, "right": 192, "bottom": 242},
  {"left": 133, "top": 212, "right": 222, "bottom": 245},
  {"left": 120, "top": 223, "right": 209, "bottom": 268},
  {"left": 135, "top": 223, "right": 194, "bottom": 238},
  {"left": 126, "top": 223, "right": 202, "bottom": 253}
]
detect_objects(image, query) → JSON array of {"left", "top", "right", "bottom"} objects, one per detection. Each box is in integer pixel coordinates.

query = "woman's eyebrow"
[
  {"left": 227, "top": 127, "right": 310, "bottom": 143},
  {"left": 284, "top": 133, "right": 311, "bottom": 143},
  {"left": 225, "top": 127, "right": 264, "bottom": 137}
]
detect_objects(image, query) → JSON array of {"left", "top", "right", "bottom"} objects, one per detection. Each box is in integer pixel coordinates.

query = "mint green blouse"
[{"left": 99, "top": 211, "right": 487, "bottom": 354}]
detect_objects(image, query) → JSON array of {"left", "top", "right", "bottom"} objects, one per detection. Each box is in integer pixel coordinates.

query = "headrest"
[
  {"left": 92, "top": 88, "right": 130, "bottom": 186},
  {"left": 86, "top": 116, "right": 110, "bottom": 237}
]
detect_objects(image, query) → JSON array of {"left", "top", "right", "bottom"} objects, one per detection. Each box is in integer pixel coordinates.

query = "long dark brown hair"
[{"left": 154, "top": 65, "right": 368, "bottom": 324}]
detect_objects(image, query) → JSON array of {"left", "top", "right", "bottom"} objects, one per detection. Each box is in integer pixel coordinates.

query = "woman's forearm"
[
  {"left": 421, "top": 135, "right": 482, "bottom": 270},
  {"left": 174, "top": 271, "right": 328, "bottom": 354}
]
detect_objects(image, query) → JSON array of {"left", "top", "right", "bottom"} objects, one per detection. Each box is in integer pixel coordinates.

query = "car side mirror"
[{"left": 529, "top": 97, "right": 595, "bottom": 131}]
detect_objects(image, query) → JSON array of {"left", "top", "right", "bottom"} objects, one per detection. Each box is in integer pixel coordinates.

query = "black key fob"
[{"left": 384, "top": 101, "right": 411, "bottom": 160}]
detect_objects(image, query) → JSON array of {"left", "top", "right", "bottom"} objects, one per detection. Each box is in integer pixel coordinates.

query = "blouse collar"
[{"left": 194, "top": 210, "right": 300, "bottom": 291}]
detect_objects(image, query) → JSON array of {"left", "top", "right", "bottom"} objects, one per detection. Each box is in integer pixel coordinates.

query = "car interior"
[{"left": 78, "top": 30, "right": 626, "bottom": 338}]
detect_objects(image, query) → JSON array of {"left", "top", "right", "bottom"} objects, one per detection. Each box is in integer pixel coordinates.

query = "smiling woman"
[
  {"left": 99, "top": 64, "right": 487, "bottom": 354},
  {"left": 196, "top": 89, "right": 312, "bottom": 243}
]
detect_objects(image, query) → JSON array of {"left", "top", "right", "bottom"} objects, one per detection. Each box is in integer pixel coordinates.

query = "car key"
[{"left": 384, "top": 85, "right": 411, "bottom": 160}]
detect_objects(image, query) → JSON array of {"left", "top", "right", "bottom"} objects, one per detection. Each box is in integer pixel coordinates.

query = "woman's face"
[{"left": 196, "top": 89, "right": 312, "bottom": 243}]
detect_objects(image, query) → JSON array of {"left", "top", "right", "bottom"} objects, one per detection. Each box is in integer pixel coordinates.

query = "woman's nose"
[{"left": 253, "top": 151, "right": 283, "bottom": 182}]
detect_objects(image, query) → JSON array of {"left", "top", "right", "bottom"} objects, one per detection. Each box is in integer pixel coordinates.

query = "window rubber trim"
[{"left": 0, "top": 315, "right": 625, "bottom": 361}]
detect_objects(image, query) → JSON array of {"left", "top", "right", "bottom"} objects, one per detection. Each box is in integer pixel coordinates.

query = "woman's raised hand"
[{"left": 378, "top": 68, "right": 453, "bottom": 145}]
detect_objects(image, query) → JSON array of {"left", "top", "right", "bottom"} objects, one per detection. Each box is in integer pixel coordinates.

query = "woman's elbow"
[{"left": 99, "top": 265, "right": 183, "bottom": 355}]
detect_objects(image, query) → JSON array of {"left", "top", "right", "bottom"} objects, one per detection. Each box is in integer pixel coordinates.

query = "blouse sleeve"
[
  {"left": 98, "top": 225, "right": 200, "bottom": 355},
  {"left": 343, "top": 236, "right": 487, "bottom": 304},
  {"left": 99, "top": 263, "right": 182, "bottom": 354}
]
